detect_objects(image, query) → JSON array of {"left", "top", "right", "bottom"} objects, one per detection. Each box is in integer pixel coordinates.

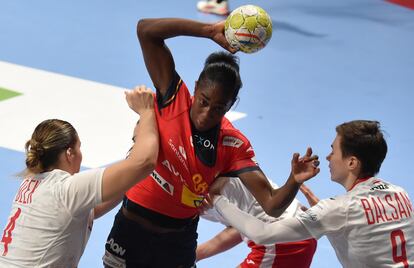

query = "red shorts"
[{"left": 240, "top": 238, "right": 317, "bottom": 268}]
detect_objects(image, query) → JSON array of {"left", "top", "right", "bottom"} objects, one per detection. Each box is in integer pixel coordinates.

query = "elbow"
[
  {"left": 145, "top": 148, "right": 158, "bottom": 174},
  {"left": 146, "top": 157, "right": 157, "bottom": 174},
  {"left": 129, "top": 145, "right": 158, "bottom": 177},
  {"left": 141, "top": 148, "right": 158, "bottom": 175},
  {"left": 263, "top": 206, "right": 284, "bottom": 218},
  {"left": 262, "top": 196, "right": 290, "bottom": 218},
  {"left": 132, "top": 134, "right": 159, "bottom": 176},
  {"left": 136, "top": 156, "right": 156, "bottom": 177},
  {"left": 137, "top": 19, "right": 151, "bottom": 40}
]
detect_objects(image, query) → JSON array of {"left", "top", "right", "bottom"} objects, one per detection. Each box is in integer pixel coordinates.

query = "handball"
[{"left": 225, "top": 5, "right": 272, "bottom": 53}]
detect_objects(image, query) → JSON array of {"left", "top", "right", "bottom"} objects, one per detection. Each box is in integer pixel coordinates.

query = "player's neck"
[
  {"left": 346, "top": 175, "right": 372, "bottom": 191},
  {"left": 52, "top": 154, "right": 74, "bottom": 175}
]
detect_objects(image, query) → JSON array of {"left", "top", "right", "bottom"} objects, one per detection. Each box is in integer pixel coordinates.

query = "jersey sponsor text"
[
  {"left": 168, "top": 138, "right": 189, "bottom": 172},
  {"left": 106, "top": 238, "right": 126, "bottom": 256},
  {"left": 162, "top": 159, "right": 186, "bottom": 185},
  {"left": 151, "top": 170, "right": 174, "bottom": 196}
]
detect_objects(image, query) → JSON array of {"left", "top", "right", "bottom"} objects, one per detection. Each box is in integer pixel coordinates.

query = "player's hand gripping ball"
[{"left": 225, "top": 5, "right": 272, "bottom": 53}]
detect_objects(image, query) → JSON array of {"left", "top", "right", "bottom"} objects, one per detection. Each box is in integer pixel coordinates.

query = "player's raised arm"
[
  {"left": 137, "top": 18, "right": 236, "bottom": 97},
  {"left": 101, "top": 86, "right": 159, "bottom": 202},
  {"left": 227, "top": 148, "right": 319, "bottom": 217}
]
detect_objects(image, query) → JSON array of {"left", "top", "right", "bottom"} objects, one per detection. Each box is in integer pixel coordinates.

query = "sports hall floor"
[{"left": 0, "top": 0, "right": 413, "bottom": 267}]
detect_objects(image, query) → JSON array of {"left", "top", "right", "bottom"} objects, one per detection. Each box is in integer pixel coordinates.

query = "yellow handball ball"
[{"left": 225, "top": 5, "right": 273, "bottom": 53}]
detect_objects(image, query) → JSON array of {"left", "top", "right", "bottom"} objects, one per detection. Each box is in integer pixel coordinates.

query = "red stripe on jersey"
[
  {"left": 273, "top": 239, "right": 317, "bottom": 267},
  {"left": 240, "top": 241, "right": 266, "bottom": 268},
  {"left": 241, "top": 239, "right": 317, "bottom": 268}
]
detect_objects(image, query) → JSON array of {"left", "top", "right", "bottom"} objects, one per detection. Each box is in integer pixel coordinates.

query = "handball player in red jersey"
[{"left": 103, "top": 18, "right": 320, "bottom": 268}]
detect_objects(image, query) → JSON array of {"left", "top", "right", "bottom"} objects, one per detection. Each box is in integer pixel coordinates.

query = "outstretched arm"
[
  {"left": 137, "top": 18, "right": 236, "bottom": 96},
  {"left": 196, "top": 226, "right": 242, "bottom": 262},
  {"left": 214, "top": 196, "right": 314, "bottom": 245},
  {"left": 237, "top": 148, "right": 320, "bottom": 217},
  {"left": 237, "top": 170, "right": 297, "bottom": 218}
]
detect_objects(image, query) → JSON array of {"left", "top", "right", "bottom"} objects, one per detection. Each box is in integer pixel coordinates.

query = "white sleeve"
[
  {"left": 214, "top": 196, "right": 314, "bottom": 245},
  {"left": 296, "top": 197, "right": 347, "bottom": 239},
  {"left": 200, "top": 208, "right": 225, "bottom": 223},
  {"left": 57, "top": 168, "right": 104, "bottom": 216}
]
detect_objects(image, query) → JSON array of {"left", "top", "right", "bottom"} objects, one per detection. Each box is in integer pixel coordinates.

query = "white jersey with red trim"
[
  {"left": 202, "top": 178, "right": 316, "bottom": 268},
  {"left": 297, "top": 177, "right": 414, "bottom": 267},
  {"left": 0, "top": 168, "right": 104, "bottom": 268}
]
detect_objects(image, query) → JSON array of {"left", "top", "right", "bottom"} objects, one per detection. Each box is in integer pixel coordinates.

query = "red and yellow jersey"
[{"left": 126, "top": 73, "right": 259, "bottom": 218}]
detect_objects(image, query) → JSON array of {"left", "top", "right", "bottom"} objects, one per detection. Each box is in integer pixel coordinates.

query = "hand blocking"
[{"left": 125, "top": 85, "right": 155, "bottom": 115}]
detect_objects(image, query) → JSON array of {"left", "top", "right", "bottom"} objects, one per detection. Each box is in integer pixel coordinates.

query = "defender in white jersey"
[
  {"left": 213, "top": 120, "right": 414, "bottom": 267},
  {"left": 0, "top": 86, "right": 159, "bottom": 268},
  {"left": 198, "top": 177, "right": 316, "bottom": 268}
]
